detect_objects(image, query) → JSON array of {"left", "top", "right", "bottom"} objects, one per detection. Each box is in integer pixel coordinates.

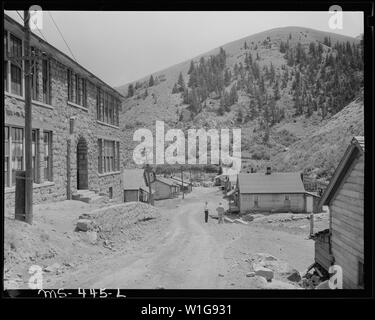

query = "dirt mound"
[{"left": 91, "top": 202, "right": 161, "bottom": 246}]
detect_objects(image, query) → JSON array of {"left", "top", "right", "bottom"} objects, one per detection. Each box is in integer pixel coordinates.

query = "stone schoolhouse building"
[{"left": 4, "top": 15, "right": 124, "bottom": 208}]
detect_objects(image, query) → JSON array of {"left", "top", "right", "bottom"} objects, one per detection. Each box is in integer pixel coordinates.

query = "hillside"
[
  {"left": 268, "top": 94, "right": 364, "bottom": 179},
  {"left": 118, "top": 26, "right": 363, "bottom": 181}
]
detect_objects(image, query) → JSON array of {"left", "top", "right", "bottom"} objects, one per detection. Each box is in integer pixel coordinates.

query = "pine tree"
[
  {"left": 149, "top": 75, "right": 154, "bottom": 87},
  {"left": 188, "top": 60, "right": 195, "bottom": 74},
  {"left": 177, "top": 72, "right": 186, "bottom": 92},
  {"left": 263, "top": 104, "right": 270, "bottom": 144},
  {"left": 127, "top": 84, "right": 134, "bottom": 97},
  {"left": 224, "top": 69, "right": 231, "bottom": 86},
  {"left": 172, "top": 83, "right": 179, "bottom": 94},
  {"left": 269, "top": 62, "right": 275, "bottom": 83},
  {"left": 229, "top": 85, "right": 238, "bottom": 105},
  {"left": 273, "top": 80, "right": 280, "bottom": 100}
]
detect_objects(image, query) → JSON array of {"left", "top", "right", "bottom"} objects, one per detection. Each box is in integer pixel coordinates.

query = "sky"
[{"left": 5, "top": 11, "right": 364, "bottom": 88}]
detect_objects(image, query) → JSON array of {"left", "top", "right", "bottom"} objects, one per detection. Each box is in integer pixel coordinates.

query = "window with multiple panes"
[
  {"left": 4, "top": 31, "right": 8, "bottom": 92},
  {"left": 9, "top": 33, "right": 23, "bottom": 96},
  {"left": 116, "top": 141, "right": 120, "bottom": 171},
  {"left": 4, "top": 127, "right": 10, "bottom": 186},
  {"left": 31, "top": 48, "right": 39, "bottom": 101},
  {"left": 11, "top": 127, "right": 24, "bottom": 186},
  {"left": 32, "top": 129, "right": 39, "bottom": 182},
  {"left": 43, "top": 131, "right": 52, "bottom": 181},
  {"left": 97, "top": 139, "right": 102, "bottom": 173},
  {"left": 96, "top": 88, "right": 102, "bottom": 121},
  {"left": 67, "top": 69, "right": 74, "bottom": 102},
  {"left": 67, "top": 70, "right": 87, "bottom": 107},
  {"left": 5, "top": 30, "right": 51, "bottom": 101},
  {"left": 97, "top": 139, "right": 120, "bottom": 173},
  {"left": 96, "top": 87, "right": 120, "bottom": 126},
  {"left": 104, "top": 140, "right": 115, "bottom": 172},
  {"left": 4, "top": 125, "right": 53, "bottom": 187},
  {"left": 42, "top": 59, "right": 51, "bottom": 104}
]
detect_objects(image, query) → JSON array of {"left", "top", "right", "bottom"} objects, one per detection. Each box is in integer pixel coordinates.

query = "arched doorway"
[{"left": 76, "top": 137, "right": 88, "bottom": 190}]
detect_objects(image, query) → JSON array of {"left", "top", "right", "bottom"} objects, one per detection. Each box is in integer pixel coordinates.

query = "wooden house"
[
  {"left": 151, "top": 176, "right": 180, "bottom": 200},
  {"left": 122, "top": 169, "right": 153, "bottom": 203},
  {"left": 314, "top": 136, "right": 364, "bottom": 289},
  {"left": 170, "top": 176, "right": 192, "bottom": 193},
  {"left": 236, "top": 167, "right": 312, "bottom": 213}
]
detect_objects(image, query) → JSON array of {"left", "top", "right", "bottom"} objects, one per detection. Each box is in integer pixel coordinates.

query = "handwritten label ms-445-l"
[{"left": 37, "top": 288, "right": 126, "bottom": 298}]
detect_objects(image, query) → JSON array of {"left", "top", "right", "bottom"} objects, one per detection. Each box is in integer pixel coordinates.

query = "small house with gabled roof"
[
  {"left": 151, "top": 176, "right": 180, "bottom": 200},
  {"left": 122, "top": 169, "right": 153, "bottom": 203},
  {"left": 314, "top": 136, "right": 364, "bottom": 289},
  {"left": 236, "top": 167, "right": 311, "bottom": 213}
]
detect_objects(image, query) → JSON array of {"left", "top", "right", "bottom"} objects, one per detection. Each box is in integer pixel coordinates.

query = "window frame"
[
  {"left": 10, "top": 126, "right": 24, "bottom": 187},
  {"left": 43, "top": 131, "right": 53, "bottom": 182},
  {"left": 4, "top": 31, "right": 8, "bottom": 92},
  {"left": 98, "top": 139, "right": 118, "bottom": 174},
  {"left": 116, "top": 141, "right": 120, "bottom": 171},
  {"left": 31, "top": 47, "right": 39, "bottom": 101},
  {"left": 32, "top": 129, "right": 40, "bottom": 183},
  {"left": 42, "top": 59, "right": 51, "bottom": 105},
  {"left": 67, "top": 70, "right": 87, "bottom": 107},
  {"left": 4, "top": 126, "right": 10, "bottom": 186},
  {"left": 96, "top": 87, "right": 120, "bottom": 126},
  {"left": 8, "top": 32, "right": 24, "bottom": 97},
  {"left": 97, "top": 139, "right": 103, "bottom": 174}
]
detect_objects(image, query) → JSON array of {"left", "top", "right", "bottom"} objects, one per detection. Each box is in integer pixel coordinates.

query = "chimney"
[{"left": 266, "top": 167, "right": 271, "bottom": 175}]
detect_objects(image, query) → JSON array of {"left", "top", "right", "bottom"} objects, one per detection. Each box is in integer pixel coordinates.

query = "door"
[{"left": 76, "top": 137, "right": 88, "bottom": 190}]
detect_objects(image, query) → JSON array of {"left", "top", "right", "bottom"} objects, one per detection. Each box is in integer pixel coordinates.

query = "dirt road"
[{"left": 49, "top": 187, "right": 315, "bottom": 289}]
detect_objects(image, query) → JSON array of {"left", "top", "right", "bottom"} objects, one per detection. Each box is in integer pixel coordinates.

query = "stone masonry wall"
[{"left": 4, "top": 32, "right": 123, "bottom": 209}]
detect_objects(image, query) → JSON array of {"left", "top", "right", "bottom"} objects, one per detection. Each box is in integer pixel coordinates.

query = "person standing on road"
[
  {"left": 204, "top": 201, "right": 209, "bottom": 223},
  {"left": 217, "top": 202, "right": 225, "bottom": 224}
]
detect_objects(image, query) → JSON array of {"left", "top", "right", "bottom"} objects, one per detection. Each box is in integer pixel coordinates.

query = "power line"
[
  {"left": 47, "top": 11, "right": 77, "bottom": 62},
  {"left": 15, "top": 10, "right": 24, "bottom": 21}
]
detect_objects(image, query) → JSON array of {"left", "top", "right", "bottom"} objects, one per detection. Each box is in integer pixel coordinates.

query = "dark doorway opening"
[{"left": 77, "top": 137, "right": 88, "bottom": 190}]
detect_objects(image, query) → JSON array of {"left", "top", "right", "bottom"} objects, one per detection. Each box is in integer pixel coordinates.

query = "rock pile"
[
  {"left": 247, "top": 253, "right": 302, "bottom": 288},
  {"left": 76, "top": 202, "right": 160, "bottom": 249}
]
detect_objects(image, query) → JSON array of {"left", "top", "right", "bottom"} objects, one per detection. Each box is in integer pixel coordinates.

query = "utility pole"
[
  {"left": 24, "top": 10, "right": 33, "bottom": 224},
  {"left": 181, "top": 166, "right": 184, "bottom": 199}
]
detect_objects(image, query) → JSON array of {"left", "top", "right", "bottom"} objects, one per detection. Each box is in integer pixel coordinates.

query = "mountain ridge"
[
  {"left": 116, "top": 26, "right": 359, "bottom": 94},
  {"left": 119, "top": 25, "right": 363, "bottom": 182}
]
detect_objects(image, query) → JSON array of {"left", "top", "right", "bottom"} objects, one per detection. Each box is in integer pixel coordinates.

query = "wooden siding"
[
  {"left": 330, "top": 155, "right": 364, "bottom": 289},
  {"left": 151, "top": 180, "right": 173, "bottom": 200},
  {"left": 315, "top": 232, "right": 331, "bottom": 271},
  {"left": 239, "top": 193, "right": 305, "bottom": 213}
]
